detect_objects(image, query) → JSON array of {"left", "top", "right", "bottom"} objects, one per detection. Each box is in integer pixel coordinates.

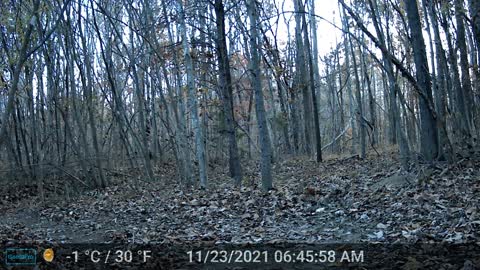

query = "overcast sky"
[{"left": 273, "top": 0, "right": 343, "bottom": 70}]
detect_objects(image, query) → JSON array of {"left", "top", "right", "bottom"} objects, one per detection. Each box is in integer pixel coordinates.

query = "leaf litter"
[{"left": 0, "top": 150, "right": 479, "bottom": 267}]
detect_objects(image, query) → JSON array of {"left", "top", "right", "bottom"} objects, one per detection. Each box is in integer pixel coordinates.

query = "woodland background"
[
  {"left": 0, "top": 2, "right": 479, "bottom": 267},
  {"left": 0, "top": 0, "right": 478, "bottom": 197}
]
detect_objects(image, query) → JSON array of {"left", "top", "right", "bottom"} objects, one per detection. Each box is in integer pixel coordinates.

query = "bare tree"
[
  {"left": 247, "top": 0, "right": 273, "bottom": 191},
  {"left": 214, "top": 0, "right": 243, "bottom": 186}
]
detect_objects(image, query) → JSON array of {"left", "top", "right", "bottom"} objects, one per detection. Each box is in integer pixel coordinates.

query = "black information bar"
[{"left": 0, "top": 242, "right": 479, "bottom": 269}]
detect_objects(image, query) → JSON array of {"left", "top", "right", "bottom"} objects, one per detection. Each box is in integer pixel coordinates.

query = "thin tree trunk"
[
  {"left": 361, "top": 45, "right": 377, "bottom": 147},
  {"left": 214, "top": 0, "right": 243, "bottom": 186},
  {"left": 247, "top": 0, "right": 273, "bottom": 191},
  {"left": 177, "top": 0, "right": 207, "bottom": 188},
  {"left": 0, "top": 0, "right": 40, "bottom": 147},
  {"left": 160, "top": 1, "right": 192, "bottom": 186},
  {"left": 349, "top": 37, "right": 366, "bottom": 158},
  {"left": 340, "top": 7, "right": 357, "bottom": 155},
  {"left": 77, "top": 3, "right": 108, "bottom": 187},
  {"left": 455, "top": 0, "right": 475, "bottom": 135},
  {"left": 439, "top": 7, "right": 469, "bottom": 141},
  {"left": 301, "top": 8, "right": 323, "bottom": 162},
  {"left": 426, "top": 0, "right": 452, "bottom": 160}
]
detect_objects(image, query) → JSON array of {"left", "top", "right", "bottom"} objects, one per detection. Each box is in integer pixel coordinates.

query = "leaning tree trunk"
[{"left": 364, "top": 0, "right": 410, "bottom": 166}]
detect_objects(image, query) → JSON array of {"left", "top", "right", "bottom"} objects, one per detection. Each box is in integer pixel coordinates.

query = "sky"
[
  {"left": 273, "top": 0, "right": 343, "bottom": 69},
  {"left": 311, "top": 0, "right": 342, "bottom": 56}
]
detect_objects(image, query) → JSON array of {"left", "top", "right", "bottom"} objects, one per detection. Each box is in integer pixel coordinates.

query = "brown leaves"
[{"left": 0, "top": 151, "right": 478, "bottom": 247}]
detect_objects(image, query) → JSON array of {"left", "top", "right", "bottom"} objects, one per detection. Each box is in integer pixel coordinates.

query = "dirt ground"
[{"left": 1, "top": 150, "right": 479, "bottom": 268}]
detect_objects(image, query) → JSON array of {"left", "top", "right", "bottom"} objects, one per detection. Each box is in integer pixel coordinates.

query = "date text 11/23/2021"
[{"left": 187, "top": 249, "right": 364, "bottom": 264}]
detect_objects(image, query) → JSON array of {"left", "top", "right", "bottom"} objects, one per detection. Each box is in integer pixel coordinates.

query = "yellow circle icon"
[{"left": 43, "top": 248, "right": 54, "bottom": 262}]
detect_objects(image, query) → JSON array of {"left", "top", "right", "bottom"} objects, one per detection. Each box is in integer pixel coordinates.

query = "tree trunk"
[
  {"left": 301, "top": 3, "right": 322, "bottom": 162},
  {"left": 160, "top": 0, "right": 192, "bottom": 186},
  {"left": 177, "top": 0, "right": 207, "bottom": 188},
  {"left": 455, "top": 0, "right": 475, "bottom": 134},
  {"left": 214, "top": 0, "right": 243, "bottom": 186},
  {"left": 341, "top": 7, "right": 357, "bottom": 155},
  {"left": 349, "top": 37, "right": 366, "bottom": 158},
  {"left": 364, "top": 0, "right": 410, "bottom": 166},
  {"left": 426, "top": 0, "right": 452, "bottom": 160},
  {"left": 0, "top": 0, "right": 40, "bottom": 147},
  {"left": 294, "top": 0, "right": 312, "bottom": 155},
  {"left": 247, "top": 0, "right": 273, "bottom": 191},
  {"left": 361, "top": 45, "right": 377, "bottom": 147},
  {"left": 405, "top": 0, "right": 438, "bottom": 161},
  {"left": 77, "top": 3, "right": 108, "bottom": 187}
]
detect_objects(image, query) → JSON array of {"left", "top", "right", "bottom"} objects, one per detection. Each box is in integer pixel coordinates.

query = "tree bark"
[
  {"left": 247, "top": 0, "right": 273, "bottom": 191},
  {"left": 293, "top": 0, "right": 312, "bottom": 155},
  {"left": 301, "top": 3, "right": 322, "bottom": 162},
  {"left": 177, "top": 0, "right": 208, "bottom": 188},
  {"left": 455, "top": 0, "right": 475, "bottom": 134},
  {"left": 405, "top": 0, "right": 438, "bottom": 161},
  {"left": 214, "top": 0, "right": 243, "bottom": 186},
  {"left": 349, "top": 37, "right": 366, "bottom": 158},
  {"left": 0, "top": 0, "right": 40, "bottom": 147}
]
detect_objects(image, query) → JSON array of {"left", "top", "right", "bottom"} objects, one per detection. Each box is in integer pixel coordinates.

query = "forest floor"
[{"left": 0, "top": 148, "right": 479, "bottom": 268}]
